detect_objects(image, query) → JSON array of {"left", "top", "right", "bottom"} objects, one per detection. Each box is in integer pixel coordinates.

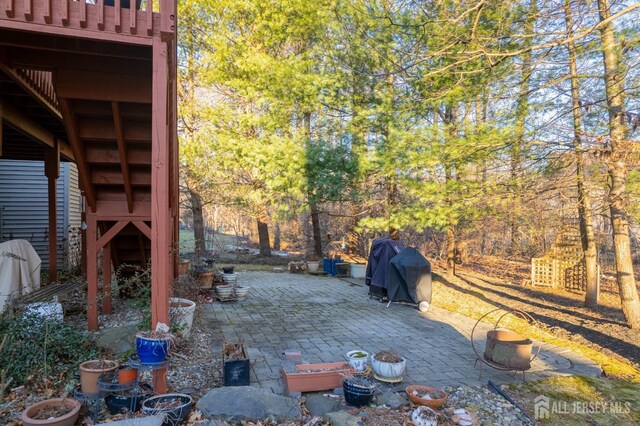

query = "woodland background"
[{"left": 176, "top": 0, "right": 640, "bottom": 326}]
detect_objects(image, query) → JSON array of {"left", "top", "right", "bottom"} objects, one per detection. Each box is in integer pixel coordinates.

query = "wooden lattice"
[{"left": 531, "top": 228, "right": 595, "bottom": 292}]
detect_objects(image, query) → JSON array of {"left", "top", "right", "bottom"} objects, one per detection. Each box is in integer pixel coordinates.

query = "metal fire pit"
[{"left": 470, "top": 308, "right": 542, "bottom": 380}]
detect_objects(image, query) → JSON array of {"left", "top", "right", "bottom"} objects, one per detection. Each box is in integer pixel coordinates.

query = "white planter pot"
[
  {"left": 412, "top": 406, "right": 438, "bottom": 426},
  {"left": 307, "top": 261, "right": 320, "bottom": 273},
  {"left": 234, "top": 286, "right": 250, "bottom": 298},
  {"left": 217, "top": 285, "right": 234, "bottom": 297},
  {"left": 371, "top": 356, "right": 406, "bottom": 379},
  {"left": 169, "top": 297, "right": 196, "bottom": 339},
  {"left": 346, "top": 350, "right": 369, "bottom": 373},
  {"left": 222, "top": 273, "right": 238, "bottom": 284},
  {"left": 350, "top": 264, "right": 366, "bottom": 279}
]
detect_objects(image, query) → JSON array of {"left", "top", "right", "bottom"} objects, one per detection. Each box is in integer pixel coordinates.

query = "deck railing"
[
  {"left": 16, "top": 69, "right": 60, "bottom": 113},
  {"left": 2, "top": 0, "right": 175, "bottom": 40}
]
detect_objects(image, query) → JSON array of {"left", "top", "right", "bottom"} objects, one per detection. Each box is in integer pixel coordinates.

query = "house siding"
[{"left": 0, "top": 159, "right": 82, "bottom": 270}]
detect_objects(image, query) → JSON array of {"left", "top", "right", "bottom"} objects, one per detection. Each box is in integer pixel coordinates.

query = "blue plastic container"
[
  {"left": 136, "top": 336, "right": 171, "bottom": 364},
  {"left": 323, "top": 258, "right": 342, "bottom": 276}
]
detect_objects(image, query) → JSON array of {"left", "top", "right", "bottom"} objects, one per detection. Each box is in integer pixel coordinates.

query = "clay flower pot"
[
  {"left": 21, "top": 398, "right": 81, "bottom": 426},
  {"left": 406, "top": 385, "right": 448, "bottom": 409},
  {"left": 118, "top": 364, "right": 138, "bottom": 384},
  {"left": 79, "top": 360, "right": 117, "bottom": 394}
]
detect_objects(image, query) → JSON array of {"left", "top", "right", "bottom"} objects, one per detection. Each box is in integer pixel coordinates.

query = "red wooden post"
[
  {"left": 150, "top": 36, "right": 170, "bottom": 393},
  {"left": 102, "top": 242, "right": 112, "bottom": 314},
  {"left": 45, "top": 142, "right": 59, "bottom": 284},
  {"left": 87, "top": 211, "right": 99, "bottom": 331}
]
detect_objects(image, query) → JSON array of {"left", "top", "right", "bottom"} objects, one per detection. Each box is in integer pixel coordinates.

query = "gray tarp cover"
[
  {"left": 365, "top": 237, "right": 405, "bottom": 290},
  {"left": 386, "top": 247, "right": 432, "bottom": 305}
]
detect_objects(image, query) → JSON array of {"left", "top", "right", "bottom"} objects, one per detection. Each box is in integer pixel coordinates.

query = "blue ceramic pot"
[{"left": 136, "top": 335, "right": 171, "bottom": 364}]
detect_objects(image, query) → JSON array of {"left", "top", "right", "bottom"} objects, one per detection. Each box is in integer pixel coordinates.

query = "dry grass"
[{"left": 430, "top": 271, "right": 640, "bottom": 382}]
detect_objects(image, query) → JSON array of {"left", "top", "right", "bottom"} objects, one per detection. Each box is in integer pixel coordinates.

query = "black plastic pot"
[
  {"left": 343, "top": 377, "right": 376, "bottom": 393},
  {"left": 142, "top": 393, "right": 192, "bottom": 426},
  {"left": 222, "top": 266, "right": 235, "bottom": 274},
  {"left": 343, "top": 385, "right": 375, "bottom": 407},
  {"left": 104, "top": 383, "right": 152, "bottom": 414}
]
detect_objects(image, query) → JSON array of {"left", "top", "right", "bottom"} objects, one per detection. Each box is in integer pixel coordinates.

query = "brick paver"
[{"left": 207, "top": 271, "right": 601, "bottom": 394}]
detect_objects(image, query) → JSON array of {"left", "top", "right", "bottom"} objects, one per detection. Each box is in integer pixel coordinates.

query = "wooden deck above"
[{"left": 2, "top": 0, "right": 175, "bottom": 44}]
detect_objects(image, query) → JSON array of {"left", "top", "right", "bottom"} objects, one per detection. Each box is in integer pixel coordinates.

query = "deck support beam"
[
  {"left": 86, "top": 211, "right": 98, "bottom": 331},
  {"left": 102, "top": 242, "right": 112, "bottom": 315},
  {"left": 150, "top": 36, "right": 172, "bottom": 394},
  {"left": 44, "top": 139, "right": 59, "bottom": 283}
]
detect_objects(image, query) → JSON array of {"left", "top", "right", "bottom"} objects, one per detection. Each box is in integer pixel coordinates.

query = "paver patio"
[{"left": 207, "top": 271, "right": 601, "bottom": 394}]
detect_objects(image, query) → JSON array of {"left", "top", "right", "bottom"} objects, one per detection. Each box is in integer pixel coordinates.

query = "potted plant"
[
  {"left": 117, "top": 364, "right": 138, "bottom": 385},
  {"left": 411, "top": 406, "right": 438, "bottom": 426},
  {"left": 371, "top": 349, "right": 406, "bottom": 381},
  {"left": 234, "top": 286, "right": 250, "bottom": 299},
  {"left": 169, "top": 297, "right": 197, "bottom": 339},
  {"left": 307, "top": 254, "right": 320, "bottom": 274},
  {"left": 21, "top": 398, "right": 81, "bottom": 426},
  {"left": 280, "top": 361, "right": 353, "bottom": 393},
  {"left": 142, "top": 393, "right": 193, "bottom": 426},
  {"left": 79, "top": 359, "right": 117, "bottom": 394},
  {"left": 105, "top": 384, "right": 152, "bottom": 415},
  {"left": 342, "top": 377, "right": 376, "bottom": 407},
  {"left": 346, "top": 350, "right": 369, "bottom": 373},
  {"left": 135, "top": 331, "right": 174, "bottom": 364},
  {"left": 406, "top": 385, "right": 448, "bottom": 409}
]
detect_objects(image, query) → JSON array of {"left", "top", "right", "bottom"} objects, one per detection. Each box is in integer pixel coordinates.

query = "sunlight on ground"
[
  {"left": 508, "top": 376, "right": 640, "bottom": 425},
  {"left": 429, "top": 272, "right": 640, "bottom": 382}
]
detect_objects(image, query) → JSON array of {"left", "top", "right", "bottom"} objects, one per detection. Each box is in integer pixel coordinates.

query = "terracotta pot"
[
  {"left": 405, "top": 385, "right": 448, "bottom": 409},
  {"left": 178, "top": 259, "right": 190, "bottom": 275},
  {"left": 21, "top": 398, "right": 81, "bottom": 426},
  {"left": 79, "top": 360, "right": 117, "bottom": 394},
  {"left": 198, "top": 272, "right": 214, "bottom": 288},
  {"left": 281, "top": 361, "right": 354, "bottom": 393},
  {"left": 118, "top": 365, "right": 138, "bottom": 384}
]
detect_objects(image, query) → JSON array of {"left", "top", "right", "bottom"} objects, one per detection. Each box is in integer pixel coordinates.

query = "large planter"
[
  {"left": 142, "top": 393, "right": 193, "bottom": 426},
  {"left": 371, "top": 354, "right": 406, "bottom": 381},
  {"left": 197, "top": 271, "right": 214, "bottom": 288},
  {"left": 350, "top": 263, "right": 366, "bottom": 279},
  {"left": 306, "top": 261, "right": 320, "bottom": 273},
  {"left": 169, "top": 297, "right": 196, "bottom": 339},
  {"left": 21, "top": 398, "right": 81, "bottom": 426},
  {"left": 136, "top": 333, "right": 172, "bottom": 364},
  {"left": 484, "top": 328, "right": 533, "bottom": 370},
  {"left": 281, "top": 362, "right": 354, "bottom": 393},
  {"left": 346, "top": 350, "right": 369, "bottom": 373},
  {"left": 79, "top": 360, "right": 117, "bottom": 394}
]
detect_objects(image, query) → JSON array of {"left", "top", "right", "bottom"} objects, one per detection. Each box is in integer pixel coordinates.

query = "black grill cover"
[
  {"left": 386, "top": 247, "right": 432, "bottom": 305},
  {"left": 365, "top": 238, "right": 405, "bottom": 290}
]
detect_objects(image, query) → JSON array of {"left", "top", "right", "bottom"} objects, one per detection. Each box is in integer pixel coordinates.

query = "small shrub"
[{"left": 0, "top": 312, "right": 100, "bottom": 389}]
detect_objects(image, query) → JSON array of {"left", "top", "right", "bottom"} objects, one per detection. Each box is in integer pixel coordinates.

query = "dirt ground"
[{"left": 432, "top": 256, "right": 640, "bottom": 370}]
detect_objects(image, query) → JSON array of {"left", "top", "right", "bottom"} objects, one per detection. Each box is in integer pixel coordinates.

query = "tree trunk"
[
  {"left": 256, "top": 217, "right": 272, "bottom": 257},
  {"left": 190, "top": 190, "right": 206, "bottom": 259},
  {"left": 598, "top": 0, "right": 640, "bottom": 328},
  {"left": 447, "top": 225, "right": 456, "bottom": 278},
  {"left": 510, "top": 0, "right": 537, "bottom": 255},
  {"left": 564, "top": 0, "right": 599, "bottom": 307},
  {"left": 273, "top": 222, "right": 281, "bottom": 251},
  {"left": 310, "top": 201, "right": 323, "bottom": 258},
  {"left": 443, "top": 104, "right": 458, "bottom": 278}
]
